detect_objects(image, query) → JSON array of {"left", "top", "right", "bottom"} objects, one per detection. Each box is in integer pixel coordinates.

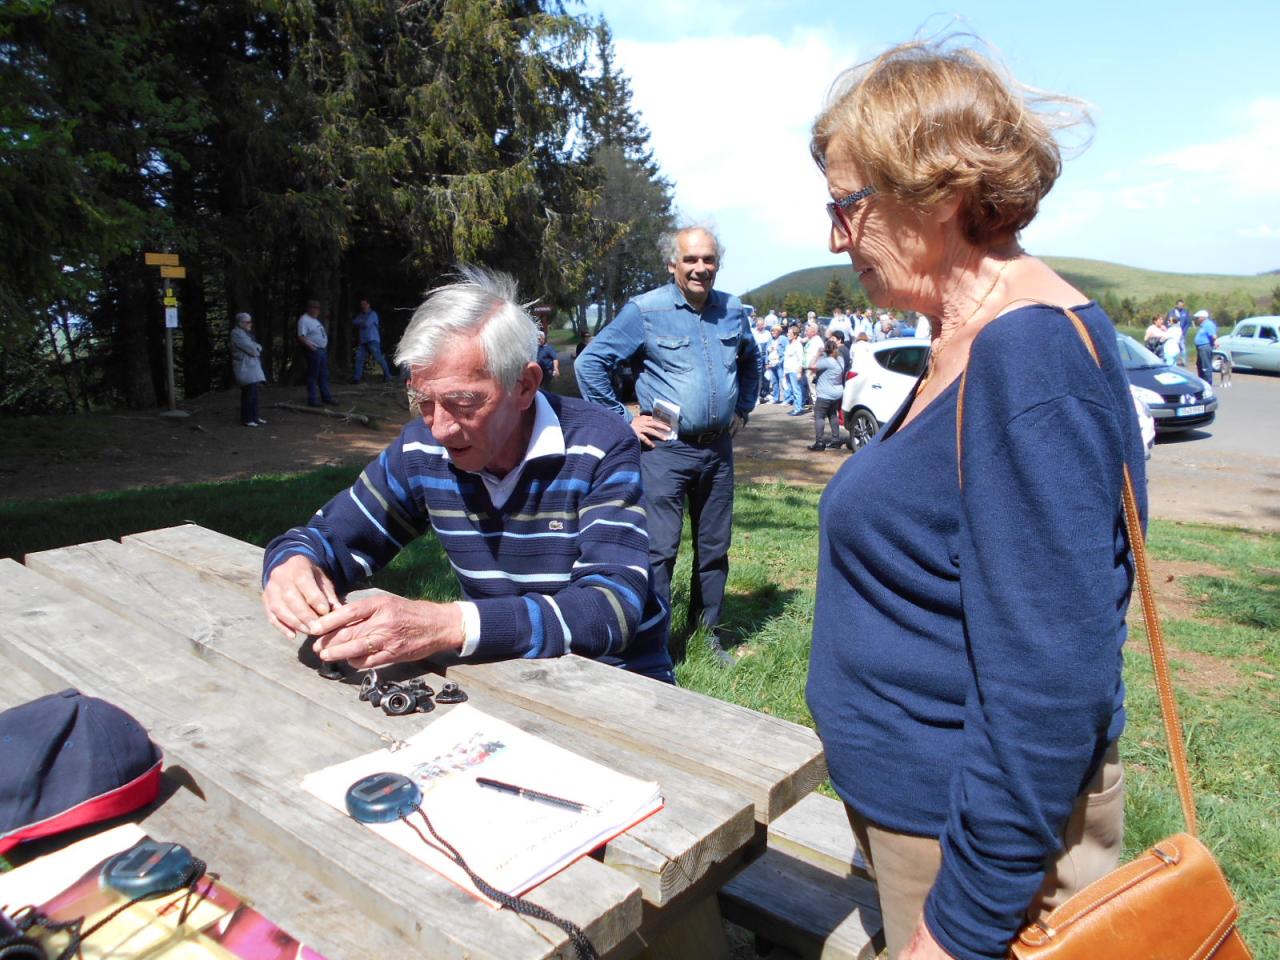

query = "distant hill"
[{"left": 744, "top": 257, "right": 1280, "bottom": 305}]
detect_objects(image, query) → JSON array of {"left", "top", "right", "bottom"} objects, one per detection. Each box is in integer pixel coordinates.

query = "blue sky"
[{"left": 576, "top": 0, "right": 1280, "bottom": 296}]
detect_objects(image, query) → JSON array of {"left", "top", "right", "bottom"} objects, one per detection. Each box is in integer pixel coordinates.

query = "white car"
[
  {"left": 839, "top": 338, "right": 930, "bottom": 451},
  {"left": 836, "top": 336, "right": 1157, "bottom": 457}
]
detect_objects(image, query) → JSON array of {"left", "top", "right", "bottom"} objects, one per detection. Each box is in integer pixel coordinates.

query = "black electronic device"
[
  {"left": 99, "top": 840, "right": 197, "bottom": 899},
  {"left": 344, "top": 772, "right": 422, "bottom": 824}
]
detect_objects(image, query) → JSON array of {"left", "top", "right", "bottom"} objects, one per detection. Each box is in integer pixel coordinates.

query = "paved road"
[{"left": 1145, "top": 367, "right": 1280, "bottom": 531}]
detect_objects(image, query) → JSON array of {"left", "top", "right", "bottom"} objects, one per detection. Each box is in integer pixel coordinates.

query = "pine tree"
[
  {"left": 822, "top": 275, "right": 850, "bottom": 314},
  {"left": 580, "top": 19, "right": 675, "bottom": 326}
]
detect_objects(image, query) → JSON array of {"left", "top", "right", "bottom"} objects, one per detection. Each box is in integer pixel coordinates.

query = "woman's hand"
[{"left": 898, "top": 918, "right": 956, "bottom": 960}]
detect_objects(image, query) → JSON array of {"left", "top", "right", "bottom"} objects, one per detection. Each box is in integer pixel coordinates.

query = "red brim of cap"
[{"left": 0, "top": 760, "right": 162, "bottom": 856}]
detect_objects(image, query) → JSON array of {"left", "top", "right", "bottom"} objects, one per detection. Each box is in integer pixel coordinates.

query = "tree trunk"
[{"left": 106, "top": 260, "right": 159, "bottom": 410}]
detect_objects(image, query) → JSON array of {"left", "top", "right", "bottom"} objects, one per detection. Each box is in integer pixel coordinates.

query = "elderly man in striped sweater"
[{"left": 261, "top": 267, "right": 674, "bottom": 683}]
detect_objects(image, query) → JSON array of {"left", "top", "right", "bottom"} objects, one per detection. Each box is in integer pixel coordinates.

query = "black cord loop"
[{"left": 401, "top": 809, "right": 598, "bottom": 960}]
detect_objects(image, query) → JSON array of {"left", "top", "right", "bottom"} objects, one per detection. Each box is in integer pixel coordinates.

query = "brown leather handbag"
[{"left": 958, "top": 308, "right": 1253, "bottom": 960}]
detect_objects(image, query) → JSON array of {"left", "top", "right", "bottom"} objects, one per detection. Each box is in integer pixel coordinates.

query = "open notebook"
[{"left": 302, "top": 704, "right": 663, "bottom": 905}]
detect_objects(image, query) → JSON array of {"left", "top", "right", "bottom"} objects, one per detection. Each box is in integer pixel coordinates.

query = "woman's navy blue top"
[{"left": 806, "top": 303, "right": 1146, "bottom": 960}]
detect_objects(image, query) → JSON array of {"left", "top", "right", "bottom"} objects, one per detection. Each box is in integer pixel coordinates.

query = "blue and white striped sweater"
[{"left": 263, "top": 394, "right": 673, "bottom": 680}]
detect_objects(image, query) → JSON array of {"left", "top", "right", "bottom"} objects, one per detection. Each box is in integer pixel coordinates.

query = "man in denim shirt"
[
  {"left": 576, "top": 226, "right": 759, "bottom": 665},
  {"left": 352, "top": 298, "right": 394, "bottom": 383}
]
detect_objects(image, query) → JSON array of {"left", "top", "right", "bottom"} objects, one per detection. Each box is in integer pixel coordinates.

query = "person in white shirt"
[
  {"left": 1161, "top": 319, "right": 1182, "bottom": 365},
  {"left": 297, "top": 300, "right": 337, "bottom": 406},
  {"left": 828, "top": 308, "right": 854, "bottom": 342},
  {"left": 784, "top": 325, "right": 807, "bottom": 415}
]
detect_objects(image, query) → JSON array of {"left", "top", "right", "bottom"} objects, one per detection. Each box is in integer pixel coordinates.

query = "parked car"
[
  {"left": 1130, "top": 387, "right": 1155, "bottom": 459},
  {"left": 1115, "top": 333, "right": 1216, "bottom": 434},
  {"left": 835, "top": 333, "right": 1177, "bottom": 453},
  {"left": 1214, "top": 316, "right": 1280, "bottom": 373},
  {"left": 839, "top": 338, "right": 930, "bottom": 451}
]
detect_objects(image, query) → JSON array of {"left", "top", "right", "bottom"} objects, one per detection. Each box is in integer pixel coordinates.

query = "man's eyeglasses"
[{"left": 826, "top": 185, "right": 876, "bottom": 237}]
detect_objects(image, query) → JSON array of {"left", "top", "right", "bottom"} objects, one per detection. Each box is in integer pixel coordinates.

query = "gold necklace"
[{"left": 921, "top": 256, "right": 1012, "bottom": 387}]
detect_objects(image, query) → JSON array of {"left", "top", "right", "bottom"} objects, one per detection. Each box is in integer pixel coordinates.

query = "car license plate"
[{"left": 1177, "top": 404, "right": 1205, "bottom": 417}]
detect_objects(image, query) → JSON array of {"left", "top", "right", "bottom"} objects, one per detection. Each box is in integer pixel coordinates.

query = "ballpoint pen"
[{"left": 475, "top": 777, "right": 594, "bottom": 814}]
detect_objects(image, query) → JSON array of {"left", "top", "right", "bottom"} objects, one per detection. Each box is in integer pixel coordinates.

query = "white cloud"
[
  {"left": 614, "top": 30, "right": 855, "bottom": 290},
  {"left": 610, "top": 28, "right": 1280, "bottom": 286},
  {"left": 1143, "top": 97, "right": 1280, "bottom": 197},
  {"left": 1239, "top": 224, "right": 1280, "bottom": 239},
  {"left": 1115, "top": 178, "right": 1176, "bottom": 211},
  {"left": 1027, "top": 97, "right": 1280, "bottom": 273}
]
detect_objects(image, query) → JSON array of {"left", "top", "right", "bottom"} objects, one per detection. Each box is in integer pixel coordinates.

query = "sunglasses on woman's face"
[{"left": 826, "top": 184, "right": 877, "bottom": 237}]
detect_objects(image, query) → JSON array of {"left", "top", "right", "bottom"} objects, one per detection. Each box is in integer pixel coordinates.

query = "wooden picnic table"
[{"left": 0, "top": 524, "right": 826, "bottom": 960}]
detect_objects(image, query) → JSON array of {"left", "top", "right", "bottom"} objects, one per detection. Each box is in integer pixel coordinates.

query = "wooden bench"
[{"left": 720, "top": 793, "right": 884, "bottom": 960}]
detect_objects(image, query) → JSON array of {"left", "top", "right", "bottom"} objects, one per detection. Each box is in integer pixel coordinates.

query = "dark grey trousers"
[{"left": 640, "top": 435, "right": 735, "bottom": 648}]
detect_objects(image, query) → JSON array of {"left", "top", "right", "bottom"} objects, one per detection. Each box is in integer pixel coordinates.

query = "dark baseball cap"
[{"left": 0, "top": 689, "right": 162, "bottom": 855}]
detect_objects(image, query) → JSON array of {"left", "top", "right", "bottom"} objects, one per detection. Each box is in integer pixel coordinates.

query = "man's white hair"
[
  {"left": 659, "top": 224, "right": 724, "bottom": 266},
  {"left": 395, "top": 265, "right": 539, "bottom": 390}
]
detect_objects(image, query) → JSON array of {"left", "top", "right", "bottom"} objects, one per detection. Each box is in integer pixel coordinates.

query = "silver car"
[{"left": 1214, "top": 316, "right": 1280, "bottom": 373}]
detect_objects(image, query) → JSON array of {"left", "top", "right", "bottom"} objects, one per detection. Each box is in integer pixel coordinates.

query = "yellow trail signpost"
[{"left": 145, "top": 253, "right": 187, "bottom": 417}]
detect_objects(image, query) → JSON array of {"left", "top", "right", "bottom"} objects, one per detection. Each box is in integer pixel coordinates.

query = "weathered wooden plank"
[
  {"left": 0, "top": 558, "right": 640, "bottom": 959},
  {"left": 719, "top": 849, "right": 883, "bottom": 960},
  {"left": 124, "top": 524, "right": 266, "bottom": 594},
  {"left": 124, "top": 526, "right": 827, "bottom": 822},
  {"left": 24, "top": 540, "right": 754, "bottom": 909},
  {"left": 0, "top": 652, "right": 55, "bottom": 710},
  {"left": 767, "top": 794, "right": 872, "bottom": 881}
]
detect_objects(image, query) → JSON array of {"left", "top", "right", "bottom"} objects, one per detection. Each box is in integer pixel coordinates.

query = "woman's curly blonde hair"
[{"left": 811, "top": 38, "right": 1091, "bottom": 246}]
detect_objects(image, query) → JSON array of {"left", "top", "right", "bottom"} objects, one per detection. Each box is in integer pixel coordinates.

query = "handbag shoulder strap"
[{"left": 955, "top": 306, "right": 1198, "bottom": 835}]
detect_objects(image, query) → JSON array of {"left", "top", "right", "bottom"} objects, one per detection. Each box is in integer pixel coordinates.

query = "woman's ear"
[{"left": 932, "top": 191, "right": 963, "bottom": 226}]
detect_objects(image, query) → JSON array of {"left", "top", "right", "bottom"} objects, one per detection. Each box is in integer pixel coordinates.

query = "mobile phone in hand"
[{"left": 652, "top": 400, "right": 680, "bottom": 440}]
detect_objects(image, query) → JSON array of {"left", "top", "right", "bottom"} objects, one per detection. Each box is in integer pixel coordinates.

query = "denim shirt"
[
  {"left": 575, "top": 285, "right": 760, "bottom": 436},
  {"left": 353, "top": 309, "right": 381, "bottom": 343}
]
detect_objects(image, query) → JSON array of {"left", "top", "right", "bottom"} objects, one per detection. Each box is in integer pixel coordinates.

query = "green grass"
[
  {"left": 2, "top": 476, "right": 1276, "bottom": 953},
  {"left": 745, "top": 256, "right": 1278, "bottom": 306}
]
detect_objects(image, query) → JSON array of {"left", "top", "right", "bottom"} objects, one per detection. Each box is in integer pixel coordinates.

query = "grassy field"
[
  {"left": 745, "top": 257, "right": 1279, "bottom": 307},
  {"left": 2, "top": 474, "right": 1276, "bottom": 953}
]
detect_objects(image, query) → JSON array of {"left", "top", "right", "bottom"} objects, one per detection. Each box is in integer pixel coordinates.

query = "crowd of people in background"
[
  {"left": 1143, "top": 298, "right": 1227, "bottom": 386},
  {"left": 746, "top": 305, "right": 928, "bottom": 450}
]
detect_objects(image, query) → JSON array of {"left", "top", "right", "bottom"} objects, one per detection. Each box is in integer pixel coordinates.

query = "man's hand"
[
  {"left": 631, "top": 413, "right": 673, "bottom": 448},
  {"left": 728, "top": 412, "right": 747, "bottom": 438},
  {"left": 262, "top": 554, "right": 340, "bottom": 639},
  {"left": 306, "top": 595, "right": 465, "bottom": 670},
  {"left": 898, "top": 917, "right": 955, "bottom": 960}
]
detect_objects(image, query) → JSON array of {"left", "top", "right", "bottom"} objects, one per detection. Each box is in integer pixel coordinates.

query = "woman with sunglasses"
[{"left": 805, "top": 40, "right": 1146, "bottom": 960}]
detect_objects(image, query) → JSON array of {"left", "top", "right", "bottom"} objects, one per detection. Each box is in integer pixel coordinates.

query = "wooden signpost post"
[{"left": 145, "top": 252, "right": 188, "bottom": 417}]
